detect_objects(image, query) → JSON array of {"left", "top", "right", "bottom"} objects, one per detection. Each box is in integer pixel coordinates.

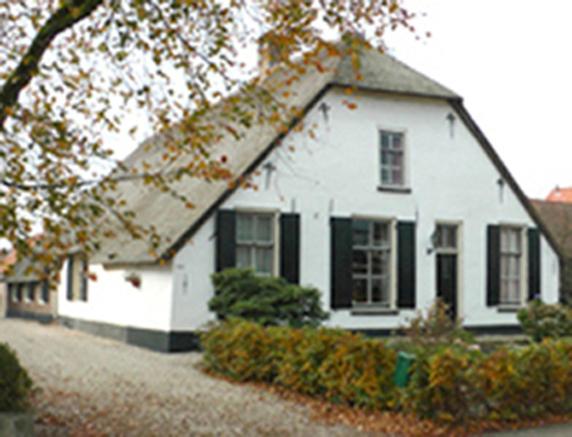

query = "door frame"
[{"left": 434, "top": 221, "right": 463, "bottom": 321}]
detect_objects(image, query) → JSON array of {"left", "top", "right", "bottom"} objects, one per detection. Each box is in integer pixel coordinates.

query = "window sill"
[
  {"left": 377, "top": 186, "right": 411, "bottom": 194},
  {"left": 351, "top": 306, "right": 399, "bottom": 316},
  {"left": 497, "top": 305, "right": 523, "bottom": 313}
]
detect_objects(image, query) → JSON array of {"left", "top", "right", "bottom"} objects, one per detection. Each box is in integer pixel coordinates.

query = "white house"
[{"left": 51, "top": 42, "right": 561, "bottom": 351}]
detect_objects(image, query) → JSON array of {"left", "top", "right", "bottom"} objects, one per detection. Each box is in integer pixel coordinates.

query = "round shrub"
[
  {"left": 0, "top": 343, "right": 33, "bottom": 412},
  {"left": 517, "top": 300, "right": 572, "bottom": 342},
  {"left": 208, "top": 268, "right": 328, "bottom": 327}
]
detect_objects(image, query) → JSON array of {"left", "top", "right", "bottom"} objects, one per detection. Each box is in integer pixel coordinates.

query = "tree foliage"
[{"left": 0, "top": 0, "right": 417, "bottom": 272}]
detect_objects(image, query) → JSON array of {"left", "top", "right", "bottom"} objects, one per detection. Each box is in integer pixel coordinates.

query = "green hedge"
[
  {"left": 405, "top": 340, "right": 572, "bottom": 422},
  {"left": 202, "top": 320, "right": 572, "bottom": 423},
  {"left": 0, "top": 343, "right": 33, "bottom": 412}
]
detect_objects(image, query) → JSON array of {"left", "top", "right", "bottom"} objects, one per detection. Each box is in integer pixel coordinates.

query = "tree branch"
[{"left": 0, "top": 0, "right": 104, "bottom": 129}]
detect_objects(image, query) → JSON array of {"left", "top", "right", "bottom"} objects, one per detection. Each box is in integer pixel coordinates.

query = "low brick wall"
[{"left": 0, "top": 412, "right": 34, "bottom": 436}]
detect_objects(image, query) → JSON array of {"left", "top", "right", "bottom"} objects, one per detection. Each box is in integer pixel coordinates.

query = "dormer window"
[{"left": 379, "top": 130, "right": 405, "bottom": 188}]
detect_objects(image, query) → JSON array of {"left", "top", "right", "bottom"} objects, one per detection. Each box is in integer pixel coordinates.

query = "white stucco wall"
[
  {"left": 57, "top": 263, "right": 173, "bottom": 331},
  {"left": 170, "top": 87, "right": 560, "bottom": 331}
]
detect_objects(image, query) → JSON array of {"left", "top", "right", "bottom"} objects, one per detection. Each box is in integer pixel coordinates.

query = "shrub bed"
[
  {"left": 0, "top": 343, "right": 32, "bottom": 412},
  {"left": 201, "top": 319, "right": 397, "bottom": 409},
  {"left": 202, "top": 320, "right": 572, "bottom": 424}
]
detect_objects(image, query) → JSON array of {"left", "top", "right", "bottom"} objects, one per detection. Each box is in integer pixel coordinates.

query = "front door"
[
  {"left": 436, "top": 254, "right": 457, "bottom": 320},
  {"left": 434, "top": 224, "right": 459, "bottom": 321}
]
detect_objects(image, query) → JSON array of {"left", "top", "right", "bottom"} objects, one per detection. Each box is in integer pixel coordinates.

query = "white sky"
[
  {"left": 383, "top": 0, "right": 572, "bottom": 199},
  {"left": 108, "top": 0, "right": 572, "bottom": 200}
]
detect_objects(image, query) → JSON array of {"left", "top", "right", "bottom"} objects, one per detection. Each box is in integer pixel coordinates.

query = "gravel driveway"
[{"left": 0, "top": 319, "right": 364, "bottom": 437}]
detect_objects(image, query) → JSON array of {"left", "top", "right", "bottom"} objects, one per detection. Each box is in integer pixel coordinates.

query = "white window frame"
[
  {"left": 378, "top": 129, "right": 408, "bottom": 189},
  {"left": 235, "top": 210, "right": 278, "bottom": 276},
  {"left": 499, "top": 225, "right": 527, "bottom": 308},
  {"left": 351, "top": 216, "right": 397, "bottom": 308}
]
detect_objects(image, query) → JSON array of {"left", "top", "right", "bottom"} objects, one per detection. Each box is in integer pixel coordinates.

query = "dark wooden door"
[{"left": 436, "top": 254, "right": 457, "bottom": 320}]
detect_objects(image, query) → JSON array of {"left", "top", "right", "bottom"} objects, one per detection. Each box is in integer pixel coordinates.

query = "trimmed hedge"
[
  {"left": 202, "top": 320, "right": 572, "bottom": 423},
  {"left": 0, "top": 343, "right": 32, "bottom": 412},
  {"left": 201, "top": 319, "right": 397, "bottom": 409},
  {"left": 406, "top": 340, "right": 572, "bottom": 422}
]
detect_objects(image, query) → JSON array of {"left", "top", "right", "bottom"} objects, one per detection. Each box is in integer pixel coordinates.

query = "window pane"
[
  {"left": 373, "top": 223, "right": 389, "bottom": 247},
  {"left": 380, "top": 149, "right": 390, "bottom": 165},
  {"left": 501, "top": 257, "right": 509, "bottom": 277},
  {"left": 381, "top": 168, "right": 390, "bottom": 184},
  {"left": 255, "top": 248, "right": 273, "bottom": 275},
  {"left": 352, "top": 250, "right": 368, "bottom": 274},
  {"left": 371, "top": 251, "right": 390, "bottom": 275},
  {"left": 256, "top": 215, "right": 273, "bottom": 243},
  {"left": 512, "top": 258, "right": 518, "bottom": 279},
  {"left": 352, "top": 278, "right": 367, "bottom": 303},
  {"left": 371, "top": 278, "right": 389, "bottom": 304},
  {"left": 236, "top": 246, "right": 251, "bottom": 269},
  {"left": 393, "top": 151, "right": 403, "bottom": 167},
  {"left": 237, "top": 214, "right": 254, "bottom": 242},
  {"left": 392, "top": 169, "right": 403, "bottom": 185},
  {"left": 512, "top": 231, "right": 521, "bottom": 252},
  {"left": 352, "top": 220, "right": 369, "bottom": 246},
  {"left": 500, "top": 279, "right": 509, "bottom": 302},
  {"left": 392, "top": 133, "right": 403, "bottom": 150}
]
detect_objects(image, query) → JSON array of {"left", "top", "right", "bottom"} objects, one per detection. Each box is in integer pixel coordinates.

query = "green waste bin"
[{"left": 394, "top": 351, "right": 415, "bottom": 388}]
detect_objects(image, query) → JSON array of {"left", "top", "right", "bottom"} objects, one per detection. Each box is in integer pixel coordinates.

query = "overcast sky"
[{"left": 383, "top": 0, "right": 572, "bottom": 199}]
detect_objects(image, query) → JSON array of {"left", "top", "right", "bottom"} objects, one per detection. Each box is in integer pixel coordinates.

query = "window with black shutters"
[
  {"left": 500, "top": 227, "right": 524, "bottom": 306},
  {"left": 351, "top": 220, "right": 394, "bottom": 306},
  {"left": 235, "top": 213, "right": 276, "bottom": 276}
]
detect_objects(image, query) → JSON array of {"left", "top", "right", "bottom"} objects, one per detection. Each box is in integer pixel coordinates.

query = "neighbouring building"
[
  {"left": 4, "top": 40, "right": 563, "bottom": 351},
  {"left": 531, "top": 199, "right": 572, "bottom": 304},
  {"left": 546, "top": 186, "right": 572, "bottom": 203},
  {"left": 0, "top": 247, "right": 58, "bottom": 323}
]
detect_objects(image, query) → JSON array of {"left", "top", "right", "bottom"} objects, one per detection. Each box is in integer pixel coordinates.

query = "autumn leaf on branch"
[{"left": 0, "top": 0, "right": 418, "bottom": 273}]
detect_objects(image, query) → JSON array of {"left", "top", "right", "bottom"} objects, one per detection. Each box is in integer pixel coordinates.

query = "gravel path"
[{"left": 0, "top": 318, "right": 365, "bottom": 437}]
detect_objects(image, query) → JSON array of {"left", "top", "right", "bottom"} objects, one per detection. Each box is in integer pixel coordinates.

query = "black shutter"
[
  {"left": 41, "top": 280, "right": 50, "bottom": 303},
  {"left": 80, "top": 257, "right": 88, "bottom": 301},
  {"left": 528, "top": 228, "right": 541, "bottom": 301},
  {"left": 330, "top": 217, "right": 353, "bottom": 309},
  {"left": 397, "top": 221, "right": 416, "bottom": 309},
  {"left": 216, "top": 210, "right": 236, "bottom": 272},
  {"left": 280, "top": 213, "right": 300, "bottom": 284},
  {"left": 27, "top": 282, "right": 35, "bottom": 301},
  {"left": 66, "top": 255, "right": 74, "bottom": 301},
  {"left": 487, "top": 225, "right": 501, "bottom": 306}
]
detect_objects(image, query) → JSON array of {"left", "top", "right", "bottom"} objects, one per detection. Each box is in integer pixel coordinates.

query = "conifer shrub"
[
  {"left": 517, "top": 300, "right": 572, "bottom": 342},
  {"left": 208, "top": 268, "right": 328, "bottom": 327}
]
